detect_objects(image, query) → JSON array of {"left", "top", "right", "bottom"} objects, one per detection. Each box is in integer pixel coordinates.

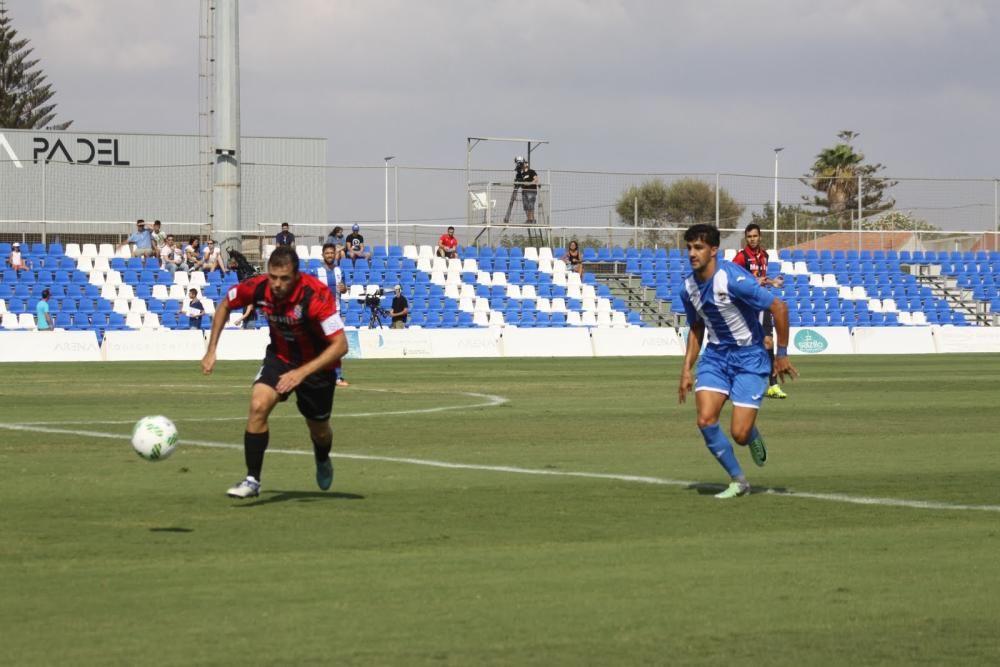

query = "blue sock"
[
  {"left": 700, "top": 423, "right": 744, "bottom": 480},
  {"left": 749, "top": 424, "right": 761, "bottom": 444},
  {"left": 334, "top": 367, "right": 343, "bottom": 381}
]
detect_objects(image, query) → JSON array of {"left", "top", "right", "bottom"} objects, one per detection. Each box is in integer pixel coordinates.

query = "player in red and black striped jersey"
[
  {"left": 201, "top": 246, "right": 348, "bottom": 498},
  {"left": 732, "top": 223, "right": 788, "bottom": 399}
]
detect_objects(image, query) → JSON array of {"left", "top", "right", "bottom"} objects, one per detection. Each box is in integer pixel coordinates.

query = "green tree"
[
  {"left": 801, "top": 130, "right": 894, "bottom": 222},
  {"left": 616, "top": 178, "right": 743, "bottom": 228},
  {"left": 861, "top": 211, "right": 938, "bottom": 232},
  {"left": 0, "top": 5, "right": 72, "bottom": 129}
]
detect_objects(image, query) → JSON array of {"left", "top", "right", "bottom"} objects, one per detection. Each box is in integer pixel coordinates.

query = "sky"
[{"left": 8, "top": 0, "right": 998, "bottom": 180}]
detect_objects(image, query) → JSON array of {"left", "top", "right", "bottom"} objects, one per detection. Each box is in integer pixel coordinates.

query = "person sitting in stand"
[
  {"left": 159, "top": 235, "right": 184, "bottom": 274},
  {"left": 120, "top": 219, "right": 155, "bottom": 259},
  {"left": 6, "top": 242, "right": 31, "bottom": 273},
  {"left": 437, "top": 226, "right": 459, "bottom": 259},
  {"left": 184, "top": 237, "right": 205, "bottom": 272},
  {"left": 562, "top": 239, "right": 584, "bottom": 278},
  {"left": 150, "top": 220, "right": 166, "bottom": 257},
  {"left": 202, "top": 238, "right": 227, "bottom": 275},
  {"left": 324, "top": 226, "right": 347, "bottom": 265},
  {"left": 344, "top": 224, "right": 372, "bottom": 266},
  {"left": 275, "top": 222, "right": 295, "bottom": 248}
]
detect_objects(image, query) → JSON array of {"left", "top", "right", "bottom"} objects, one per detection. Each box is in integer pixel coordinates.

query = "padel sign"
[{"left": 0, "top": 132, "right": 130, "bottom": 167}]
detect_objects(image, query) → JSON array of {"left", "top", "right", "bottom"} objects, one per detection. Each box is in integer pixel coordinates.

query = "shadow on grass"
[
  {"left": 149, "top": 527, "right": 195, "bottom": 533},
  {"left": 235, "top": 490, "right": 366, "bottom": 507},
  {"left": 687, "top": 482, "right": 789, "bottom": 497}
]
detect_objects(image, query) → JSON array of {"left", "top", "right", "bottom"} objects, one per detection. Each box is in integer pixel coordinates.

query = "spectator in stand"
[
  {"left": 202, "top": 239, "right": 227, "bottom": 275},
  {"left": 121, "top": 219, "right": 155, "bottom": 259},
  {"left": 184, "top": 237, "right": 205, "bottom": 272},
  {"left": 388, "top": 284, "right": 409, "bottom": 329},
  {"left": 437, "top": 226, "right": 459, "bottom": 259},
  {"left": 181, "top": 288, "right": 206, "bottom": 329},
  {"left": 324, "top": 226, "right": 347, "bottom": 265},
  {"left": 6, "top": 242, "right": 31, "bottom": 273},
  {"left": 345, "top": 224, "right": 372, "bottom": 266},
  {"left": 562, "top": 239, "right": 584, "bottom": 278},
  {"left": 275, "top": 222, "right": 296, "bottom": 248},
  {"left": 159, "top": 235, "right": 184, "bottom": 274},
  {"left": 150, "top": 220, "right": 166, "bottom": 256},
  {"left": 36, "top": 288, "right": 54, "bottom": 331}
]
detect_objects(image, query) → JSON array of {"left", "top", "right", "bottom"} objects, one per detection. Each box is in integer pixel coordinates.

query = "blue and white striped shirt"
[
  {"left": 317, "top": 265, "right": 344, "bottom": 313},
  {"left": 679, "top": 260, "right": 775, "bottom": 347}
]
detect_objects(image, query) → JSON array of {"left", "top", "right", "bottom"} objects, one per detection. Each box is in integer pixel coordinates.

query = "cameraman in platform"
[
  {"left": 514, "top": 156, "right": 539, "bottom": 224},
  {"left": 388, "top": 284, "right": 409, "bottom": 329}
]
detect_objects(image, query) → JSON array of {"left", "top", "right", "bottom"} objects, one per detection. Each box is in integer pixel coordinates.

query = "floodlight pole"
[
  {"left": 773, "top": 147, "right": 784, "bottom": 254},
  {"left": 384, "top": 156, "right": 395, "bottom": 248}
]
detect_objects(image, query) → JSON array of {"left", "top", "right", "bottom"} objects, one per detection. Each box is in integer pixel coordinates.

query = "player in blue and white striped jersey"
[
  {"left": 677, "top": 224, "right": 798, "bottom": 499},
  {"left": 319, "top": 243, "right": 350, "bottom": 386}
]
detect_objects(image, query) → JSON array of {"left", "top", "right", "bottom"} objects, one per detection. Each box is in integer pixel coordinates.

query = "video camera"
[
  {"left": 358, "top": 285, "right": 390, "bottom": 329},
  {"left": 358, "top": 285, "right": 385, "bottom": 309}
]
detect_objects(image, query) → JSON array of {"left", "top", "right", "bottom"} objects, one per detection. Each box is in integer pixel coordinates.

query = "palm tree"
[
  {"left": 0, "top": 4, "right": 72, "bottom": 129},
  {"left": 802, "top": 131, "right": 895, "bottom": 224}
]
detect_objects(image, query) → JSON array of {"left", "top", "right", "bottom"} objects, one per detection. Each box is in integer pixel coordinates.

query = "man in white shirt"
[
  {"left": 183, "top": 237, "right": 204, "bottom": 272},
  {"left": 159, "top": 235, "right": 184, "bottom": 274},
  {"left": 202, "top": 239, "right": 227, "bottom": 275}
]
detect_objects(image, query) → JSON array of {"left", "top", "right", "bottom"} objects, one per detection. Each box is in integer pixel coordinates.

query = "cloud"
[{"left": 7, "top": 0, "right": 999, "bottom": 181}]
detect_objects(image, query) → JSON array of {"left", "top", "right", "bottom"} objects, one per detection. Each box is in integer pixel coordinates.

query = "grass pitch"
[{"left": 2, "top": 355, "right": 999, "bottom": 665}]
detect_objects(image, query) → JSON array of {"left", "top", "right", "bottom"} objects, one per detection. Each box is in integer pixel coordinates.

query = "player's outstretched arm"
[
  {"left": 769, "top": 298, "right": 799, "bottom": 382},
  {"left": 201, "top": 299, "right": 232, "bottom": 375}
]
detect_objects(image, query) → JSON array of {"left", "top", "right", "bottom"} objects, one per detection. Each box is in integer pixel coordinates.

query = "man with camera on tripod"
[{"left": 388, "top": 284, "right": 409, "bottom": 329}]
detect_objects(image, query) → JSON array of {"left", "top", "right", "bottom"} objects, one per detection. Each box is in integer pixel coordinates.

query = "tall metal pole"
[
  {"left": 773, "top": 148, "right": 783, "bottom": 253},
  {"left": 213, "top": 0, "right": 241, "bottom": 240},
  {"left": 383, "top": 156, "right": 395, "bottom": 249},
  {"left": 714, "top": 172, "right": 720, "bottom": 226},
  {"left": 394, "top": 164, "right": 399, "bottom": 246}
]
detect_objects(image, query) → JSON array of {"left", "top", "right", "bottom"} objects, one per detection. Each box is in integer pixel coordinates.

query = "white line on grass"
[
  {"left": 11, "top": 391, "right": 509, "bottom": 425},
  {"left": 2, "top": 421, "right": 999, "bottom": 514}
]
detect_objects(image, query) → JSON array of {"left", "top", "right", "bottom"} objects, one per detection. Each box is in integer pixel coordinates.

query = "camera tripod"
[{"left": 366, "top": 305, "right": 389, "bottom": 329}]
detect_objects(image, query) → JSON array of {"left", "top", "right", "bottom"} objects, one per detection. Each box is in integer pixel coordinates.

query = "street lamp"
[
  {"left": 384, "top": 156, "right": 395, "bottom": 249},
  {"left": 773, "top": 147, "right": 784, "bottom": 254}
]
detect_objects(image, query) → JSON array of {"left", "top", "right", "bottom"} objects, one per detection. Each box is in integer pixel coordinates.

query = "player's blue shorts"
[{"left": 695, "top": 343, "right": 770, "bottom": 409}]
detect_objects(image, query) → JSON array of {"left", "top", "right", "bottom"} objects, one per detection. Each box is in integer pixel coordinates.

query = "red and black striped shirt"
[
  {"left": 733, "top": 245, "right": 769, "bottom": 279},
  {"left": 226, "top": 273, "right": 345, "bottom": 369}
]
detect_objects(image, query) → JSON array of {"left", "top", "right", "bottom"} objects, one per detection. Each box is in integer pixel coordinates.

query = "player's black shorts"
[
  {"left": 521, "top": 189, "right": 537, "bottom": 213},
  {"left": 254, "top": 353, "right": 336, "bottom": 421},
  {"left": 761, "top": 310, "right": 775, "bottom": 338}
]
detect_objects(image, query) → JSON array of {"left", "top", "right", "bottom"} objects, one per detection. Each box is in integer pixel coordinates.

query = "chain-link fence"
[{"left": 2, "top": 159, "right": 998, "bottom": 256}]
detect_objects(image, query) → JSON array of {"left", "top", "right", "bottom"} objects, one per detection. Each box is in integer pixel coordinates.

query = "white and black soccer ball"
[{"left": 131, "top": 415, "right": 180, "bottom": 462}]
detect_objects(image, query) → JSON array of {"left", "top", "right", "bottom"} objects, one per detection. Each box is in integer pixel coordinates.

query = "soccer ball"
[{"left": 131, "top": 415, "right": 179, "bottom": 461}]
